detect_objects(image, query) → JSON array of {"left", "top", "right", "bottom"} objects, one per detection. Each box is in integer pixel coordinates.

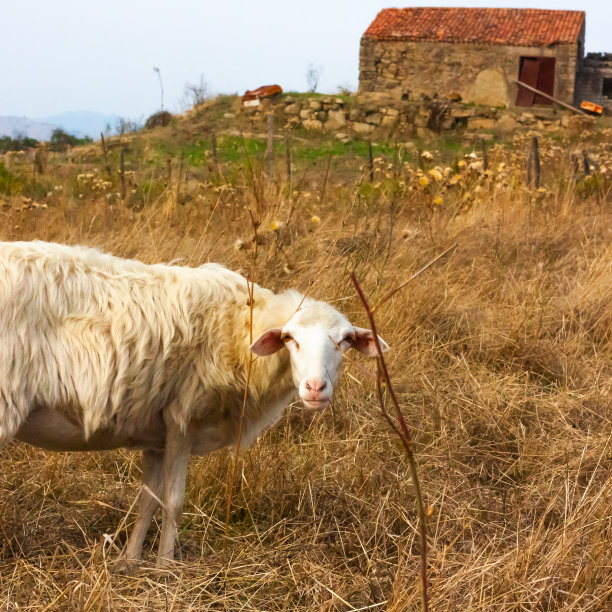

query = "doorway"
[{"left": 516, "top": 57, "right": 556, "bottom": 106}]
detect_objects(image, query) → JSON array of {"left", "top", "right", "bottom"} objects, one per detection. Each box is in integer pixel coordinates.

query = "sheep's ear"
[
  {"left": 350, "top": 326, "right": 390, "bottom": 357},
  {"left": 250, "top": 329, "right": 285, "bottom": 356}
]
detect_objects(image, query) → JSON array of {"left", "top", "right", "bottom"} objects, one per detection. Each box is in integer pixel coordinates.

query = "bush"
[
  {"left": 145, "top": 111, "right": 173, "bottom": 130},
  {"left": 49, "top": 128, "right": 92, "bottom": 152},
  {"left": 0, "top": 162, "right": 21, "bottom": 194},
  {"left": 0, "top": 135, "right": 39, "bottom": 152}
]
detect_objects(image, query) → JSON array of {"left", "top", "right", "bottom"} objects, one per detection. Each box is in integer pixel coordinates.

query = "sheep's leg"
[
  {"left": 156, "top": 421, "right": 192, "bottom": 568},
  {"left": 122, "top": 449, "right": 164, "bottom": 568},
  {"left": 0, "top": 400, "right": 29, "bottom": 447}
]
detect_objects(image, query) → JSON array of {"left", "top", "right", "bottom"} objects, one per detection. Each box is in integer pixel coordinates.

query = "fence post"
[
  {"left": 120, "top": 146, "right": 126, "bottom": 200},
  {"left": 532, "top": 137, "right": 540, "bottom": 188},
  {"left": 481, "top": 138, "right": 488, "bottom": 172},
  {"left": 265, "top": 114, "right": 275, "bottom": 180},
  {"left": 368, "top": 139, "right": 374, "bottom": 182},
  {"left": 285, "top": 134, "right": 291, "bottom": 183}
]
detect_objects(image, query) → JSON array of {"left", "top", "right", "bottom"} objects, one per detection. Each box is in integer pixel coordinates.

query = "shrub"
[
  {"left": 49, "top": 128, "right": 92, "bottom": 152},
  {"left": 0, "top": 162, "right": 21, "bottom": 194},
  {"left": 145, "top": 111, "right": 172, "bottom": 130}
]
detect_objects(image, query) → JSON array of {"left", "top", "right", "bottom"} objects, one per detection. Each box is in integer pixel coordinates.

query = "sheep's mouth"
[{"left": 302, "top": 399, "right": 330, "bottom": 410}]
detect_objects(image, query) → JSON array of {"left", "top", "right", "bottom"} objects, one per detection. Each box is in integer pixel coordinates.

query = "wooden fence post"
[
  {"left": 100, "top": 133, "right": 112, "bottom": 179},
  {"left": 265, "top": 114, "right": 275, "bottom": 180},
  {"left": 211, "top": 131, "right": 218, "bottom": 172},
  {"left": 285, "top": 134, "right": 291, "bottom": 183},
  {"left": 119, "top": 146, "right": 126, "bottom": 200},
  {"left": 481, "top": 138, "right": 488, "bottom": 172},
  {"left": 582, "top": 150, "right": 591, "bottom": 176},
  {"left": 527, "top": 136, "right": 540, "bottom": 188}
]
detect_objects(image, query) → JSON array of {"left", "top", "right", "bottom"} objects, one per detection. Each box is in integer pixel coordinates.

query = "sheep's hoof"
[{"left": 112, "top": 556, "right": 141, "bottom": 575}]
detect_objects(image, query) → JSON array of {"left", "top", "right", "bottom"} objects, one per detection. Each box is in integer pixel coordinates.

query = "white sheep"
[{"left": 0, "top": 240, "right": 388, "bottom": 569}]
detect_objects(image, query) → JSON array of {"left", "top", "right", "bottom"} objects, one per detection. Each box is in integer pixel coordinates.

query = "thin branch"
[
  {"left": 351, "top": 273, "right": 429, "bottom": 612},
  {"left": 371, "top": 243, "right": 457, "bottom": 313},
  {"left": 225, "top": 210, "right": 259, "bottom": 537}
]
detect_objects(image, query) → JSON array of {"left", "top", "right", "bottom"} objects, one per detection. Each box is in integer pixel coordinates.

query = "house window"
[
  {"left": 603, "top": 78, "right": 612, "bottom": 98},
  {"left": 516, "top": 57, "right": 556, "bottom": 106}
]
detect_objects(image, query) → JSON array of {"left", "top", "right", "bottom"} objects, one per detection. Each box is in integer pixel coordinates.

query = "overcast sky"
[{"left": 2, "top": 0, "right": 610, "bottom": 119}]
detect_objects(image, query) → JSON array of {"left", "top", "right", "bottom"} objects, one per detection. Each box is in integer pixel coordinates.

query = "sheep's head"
[{"left": 250, "top": 299, "right": 388, "bottom": 408}]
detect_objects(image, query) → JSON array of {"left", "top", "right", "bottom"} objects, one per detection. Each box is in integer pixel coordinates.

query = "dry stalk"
[
  {"left": 351, "top": 273, "right": 429, "bottom": 612},
  {"left": 371, "top": 243, "right": 457, "bottom": 313},
  {"left": 225, "top": 209, "right": 259, "bottom": 537}
]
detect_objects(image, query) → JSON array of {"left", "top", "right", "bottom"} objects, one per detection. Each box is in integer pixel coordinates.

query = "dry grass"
[{"left": 0, "top": 118, "right": 611, "bottom": 610}]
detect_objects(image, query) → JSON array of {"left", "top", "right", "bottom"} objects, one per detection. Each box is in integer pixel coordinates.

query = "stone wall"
[
  {"left": 240, "top": 93, "right": 587, "bottom": 142},
  {"left": 575, "top": 53, "right": 612, "bottom": 111},
  {"left": 358, "top": 36, "right": 582, "bottom": 108}
]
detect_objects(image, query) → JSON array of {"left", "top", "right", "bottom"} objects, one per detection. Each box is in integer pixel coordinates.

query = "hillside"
[{"left": 0, "top": 96, "right": 611, "bottom": 611}]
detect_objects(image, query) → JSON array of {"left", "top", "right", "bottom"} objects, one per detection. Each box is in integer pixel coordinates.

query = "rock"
[
  {"left": 352, "top": 122, "right": 375, "bottom": 134},
  {"left": 565, "top": 115, "right": 595, "bottom": 133},
  {"left": 519, "top": 112, "right": 536, "bottom": 124},
  {"left": 335, "top": 132, "right": 351, "bottom": 143},
  {"left": 365, "top": 112, "right": 383, "bottom": 125},
  {"left": 416, "top": 127, "right": 434, "bottom": 140},
  {"left": 381, "top": 115, "right": 398, "bottom": 128},
  {"left": 324, "top": 109, "right": 347, "bottom": 130},
  {"left": 309, "top": 100, "right": 322, "bottom": 111},
  {"left": 303, "top": 119, "right": 323, "bottom": 131},
  {"left": 464, "top": 69, "right": 509, "bottom": 107},
  {"left": 467, "top": 117, "right": 496, "bottom": 130},
  {"left": 349, "top": 107, "right": 364, "bottom": 121},
  {"left": 299, "top": 109, "right": 313, "bottom": 120},
  {"left": 495, "top": 113, "right": 518, "bottom": 134},
  {"left": 449, "top": 92, "right": 462, "bottom": 102},
  {"left": 450, "top": 106, "right": 476, "bottom": 119},
  {"left": 283, "top": 104, "right": 299, "bottom": 115},
  {"left": 384, "top": 108, "right": 400, "bottom": 118},
  {"left": 357, "top": 91, "right": 402, "bottom": 106}
]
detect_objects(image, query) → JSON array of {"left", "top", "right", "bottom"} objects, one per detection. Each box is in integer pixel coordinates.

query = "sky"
[{"left": 2, "top": 0, "right": 610, "bottom": 120}]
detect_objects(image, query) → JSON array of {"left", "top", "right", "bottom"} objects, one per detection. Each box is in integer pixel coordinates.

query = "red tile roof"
[{"left": 364, "top": 8, "right": 585, "bottom": 47}]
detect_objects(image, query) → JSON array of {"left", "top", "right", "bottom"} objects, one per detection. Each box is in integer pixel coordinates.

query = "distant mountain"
[
  {"left": 0, "top": 111, "right": 120, "bottom": 141},
  {"left": 38, "top": 111, "right": 120, "bottom": 139},
  {"left": 0, "top": 116, "right": 57, "bottom": 141}
]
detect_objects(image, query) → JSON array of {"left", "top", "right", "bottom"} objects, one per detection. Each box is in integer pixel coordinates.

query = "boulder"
[
  {"left": 467, "top": 117, "right": 496, "bottom": 130},
  {"left": 303, "top": 119, "right": 323, "bottom": 131},
  {"left": 495, "top": 113, "right": 518, "bottom": 134},
  {"left": 324, "top": 109, "right": 347, "bottom": 130},
  {"left": 352, "top": 122, "right": 375, "bottom": 134}
]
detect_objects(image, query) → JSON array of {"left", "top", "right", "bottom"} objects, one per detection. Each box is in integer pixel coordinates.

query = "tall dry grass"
[{"left": 0, "top": 122, "right": 611, "bottom": 610}]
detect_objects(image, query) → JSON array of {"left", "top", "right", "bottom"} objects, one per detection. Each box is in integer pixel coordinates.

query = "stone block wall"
[
  {"left": 358, "top": 37, "right": 582, "bottom": 108},
  {"left": 240, "top": 93, "right": 580, "bottom": 141},
  {"left": 575, "top": 53, "right": 612, "bottom": 111}
]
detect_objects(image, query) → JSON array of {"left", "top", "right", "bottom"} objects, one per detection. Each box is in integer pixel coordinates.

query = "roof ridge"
[{"left": 364, "top": 7, "right": 585, "bottom": 46}]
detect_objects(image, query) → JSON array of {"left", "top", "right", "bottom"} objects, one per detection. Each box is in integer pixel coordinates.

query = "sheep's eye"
[
  {"left": 281, "top": 333, "right": 293, "bottom": 343},
  {"left": 342, "top": 334, "right": 355, "bottom": 344}
]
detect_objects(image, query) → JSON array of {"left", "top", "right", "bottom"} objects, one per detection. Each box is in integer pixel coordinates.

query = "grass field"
[{"left": 0, "top": 108, "right": 611, "bottom": 610}]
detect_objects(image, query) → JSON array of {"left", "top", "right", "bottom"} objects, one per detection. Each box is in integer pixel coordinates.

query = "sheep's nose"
[{"left": 305, "top": 378, "right": 327, "bottom": 393}]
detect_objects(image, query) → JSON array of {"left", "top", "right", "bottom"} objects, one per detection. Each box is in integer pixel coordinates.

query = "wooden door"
[{"left": 516, "top": 57, "right": 555, "bottom": 106}]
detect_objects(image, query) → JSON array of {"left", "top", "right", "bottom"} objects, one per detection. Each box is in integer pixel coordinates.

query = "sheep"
[{"left": 0, "top": 240, "right": 388, "bottom": 569}]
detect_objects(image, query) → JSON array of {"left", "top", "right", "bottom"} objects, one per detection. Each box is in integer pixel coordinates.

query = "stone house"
[
  {"left": 359, "top": 7, "right": 585, "bottom": 108},
  {"left": 575, "top": 53, "right": 612, "bottom": 110}
]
